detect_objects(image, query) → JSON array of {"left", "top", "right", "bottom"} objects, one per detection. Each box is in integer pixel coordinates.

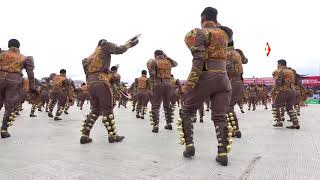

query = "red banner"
[
  {"left": 302, "top": 76, "right": 320, "bottom": 86},
  {"left": 244, "top": 76, "right": 320, "bottom": 86}
]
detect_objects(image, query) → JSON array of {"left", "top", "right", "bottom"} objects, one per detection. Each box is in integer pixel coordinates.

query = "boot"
[
  {"left": 215, "top": 120, "right": 231, "bottom": 166},
  {"left": 150, "top": 109, "right": 160, "bottom": 133},
  {"left": 64, "top": 106, "right": 69, "bottom": 114},
  {"left": 48, "top": 112, "right": 54, "bottom": 118},
  {"left": 108, "top": 135, "right": 125, "bottom": 143},
  {"left": 80, "top": 112, "right": 99, "bottom": 144},
  {"left": 54, "top": 117, "right": 62, "bottom": 121},
  {"left": 54, "top": 106, "right": 64, "bottom": 120},
  {"left": 164, "top": 123, "right": 173, "bottom": 130},
  {"left": 272, "top": 107, "right": 283, "bottom": 127},
  {"left": 286, "top": 109, "right": 300, "bottom": 129},
  {"left": 152, "top": 126, "right": 159, "bottom": 133},
  {"left": 48, "top": 101, "right": 56, "bottom": 118},
  {"left": 45, "top": 104, "right": 49, "bottom": 112},
  {"left": 200, "top": 118, "right": 204, "bottom": 123},
  {"left": 30, "top": 104, "right": 37, "bottom": 118},
  {"left": 102, "top": 114, "right": 125, "bottom": 143},
  {"left": 80, "top": 136, "right": 92, "bottom": 144},
  {"left": 140, "top": 106, "right": 145, "bottom": 119},
  {"left": 164, "top": 107, "right": 174, "bottom": 130},
  {"left": 227, "top": 112, "right": 241, "bottom": 138},
  {"left": 183, "top": 144, "right": 195, "bottom": 158},
  {"left": 295, "top": 105, "right": 300, "bottom": 116},
  {"left": 1, "top": 129, "right": 11, "bottom": 138},
  {"left": 273, "top": 122, "right": 283, "bottom": 127},
  {"left": 136, "top": 113, "right": 140, "bottom": 119},
  {"left": 178, "top": 110, "right": 195, "bottom": 158}
]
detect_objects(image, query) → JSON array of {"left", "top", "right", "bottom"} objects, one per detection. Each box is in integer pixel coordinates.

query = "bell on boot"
[
  {"left": 30, "top": 113, "right": 37, "bottom": 117},
  {"left": 48, "top": 112, "right": 54, "bottom": 118},
  {"left": 200, "top": 118, "right": 203, "bottom": 123},
  {"left": 183, "top": 145, "right": 195, "bottom": 158},
  {"left": 216, "top": 153, "right": 228, "bottom": 166},
  {"left": 108, "top": 135, "right": 125, "bottom": 143},
  {"left": 152, "top": 126, "right": 159, "bottom": 133},
  {"left": 164, "top": 124, "right": 173, "bottom": 130},
  {"left": 273, "top": 122, "right": 283, "bottom": 127},
  {"left": 234, "top": 130, "right": 242, "bottom": 138},
  {"left": 54, "top": 117, "right": 62, "bottom": 121},
  {"left": 80, "top": 136, "right": 92, "bottom": 144},
  {"left": 286, "top": 124, "right": 300, "bottom": 129},
  {"left": 1, "top": 130, "right": 11, "bottom": 138}
]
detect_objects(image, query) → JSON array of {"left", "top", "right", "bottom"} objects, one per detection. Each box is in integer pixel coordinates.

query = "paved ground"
[{"left": 0, "top": 103, "right": 319, "bottom": 180}]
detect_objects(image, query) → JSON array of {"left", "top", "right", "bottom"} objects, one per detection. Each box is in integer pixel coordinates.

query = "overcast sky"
[{"left": 1, "top": 0, "right": 319, "bottom": 83}]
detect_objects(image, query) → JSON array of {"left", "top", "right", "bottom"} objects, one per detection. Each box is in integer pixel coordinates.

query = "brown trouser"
[
  {"left": 78, "top": 91, "right": 89, "bottom": 109},
  {"left": 150, "top": 79, "right": 173, "bottom": 125},
  {"left": 227, "top": 79, "right": 244, "bottom": 131},
  {"left": 0, "top": 79, "right": 21, "bottom": 130},
  {"left": 180, "top": 72, "right": 231, "bottom": 149},
  {"left": 131, "top": 92, "right": 137, "bottom": 111},
  {"left": 39, "top": 91, "right": 49, "bottom": 109},
  {"left": 272, "top": 89, "right": 298, "bottom": 123},
  {"left": 49, "top": 90, "right": 67, "bottom": 117},
  {"left": 88, "top": 82, "right": 113, "bottom": 116},
  {"left": 80, "top": 77, "right": 119, "bottom": 139},
  {"left": 170, "top": 88, "right": 180, "bottom": 107},
  {"left": 248, "top": 96, "right": 256, "bottom": 110},
  {"left": 136, "top": 89, "right": 149, "bottom": 116}
]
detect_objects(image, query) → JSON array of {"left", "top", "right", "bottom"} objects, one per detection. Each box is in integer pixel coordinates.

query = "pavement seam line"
[{"left": 239, "top": 155, "right": 262, "bottom": 180}]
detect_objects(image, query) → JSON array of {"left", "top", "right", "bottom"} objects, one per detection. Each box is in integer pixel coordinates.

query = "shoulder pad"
[
  {"left": 219, "top": 26, "right": 233, "bottom": 40},
  {"left": 184, "top": 28, "right": 209, "bottom": 52}
]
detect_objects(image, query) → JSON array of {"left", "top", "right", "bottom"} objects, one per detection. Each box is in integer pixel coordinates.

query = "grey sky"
[{"left": 1, "top": 0, "right": 319, "bottom": 83}]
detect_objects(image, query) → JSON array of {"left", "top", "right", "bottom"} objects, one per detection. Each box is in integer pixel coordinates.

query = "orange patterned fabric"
[
  {"left": 51, "top": 75, "right": 66, "bottom": 88},
  {"left": 205, "top": 28, "right": 229, "bottom": 60},
  {"left": 137, "top": 76, "right": 148, "bottom": 89},
  {"left": 85, "top": 47, "right": 104, "bottom": 74},
  {"left": 156, "top": 58, "right": 172, "bottom": 79},
  {"left": 227, "top": 49, "right": 243, "bottom": 78},
  {"left": 0, "top": 47, "right": 25, "bottom": 73}
]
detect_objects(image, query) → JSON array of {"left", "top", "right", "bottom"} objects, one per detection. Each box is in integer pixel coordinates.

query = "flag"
[{"left": 265, "top": 42, "right": 271, "bottom": 57}]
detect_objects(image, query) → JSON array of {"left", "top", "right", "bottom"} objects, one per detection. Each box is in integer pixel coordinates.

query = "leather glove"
[{"left": 125, "top": 39, "right": 139, "bottom": 48}]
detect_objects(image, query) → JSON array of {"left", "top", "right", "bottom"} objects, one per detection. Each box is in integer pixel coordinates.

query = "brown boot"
[
  {"left": 286, "top": 109, "right": 300, "bottom": 129},
  {"left": 152, "top": 126, "right": 159, "bottom": 133},
  {"left": 102, "top": 114, "right": 125, "bottom": 143},
  {"left": 215, "top": 120, "right": 231, "bottom": 166},
  {"left": 80, "top": 136, "right": 92, "bottom": 144},
  {"left": 80, "top": 112, "right": 98, "bottom": 144},
  {"left": 178, "top": 110, "right": 195, "bottom": 158},
  {"left": 1, "top": 129, "right": 11, "bottom": 139},
  {"left": 108, "top": 135, "right": 125, "bottom": 143},
  {"left": 183, "top": 144, "right": 195, "bottom": 158}
]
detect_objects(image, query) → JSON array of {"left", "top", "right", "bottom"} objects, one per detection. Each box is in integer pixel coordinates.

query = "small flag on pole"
[{"left": 265, "top": 42, "right": 271, "bottom": 57}]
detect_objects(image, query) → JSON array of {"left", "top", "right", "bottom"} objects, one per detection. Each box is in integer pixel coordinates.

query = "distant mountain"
[{"left": 73, "top": 80, "right": 85, "bottom": 88}]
